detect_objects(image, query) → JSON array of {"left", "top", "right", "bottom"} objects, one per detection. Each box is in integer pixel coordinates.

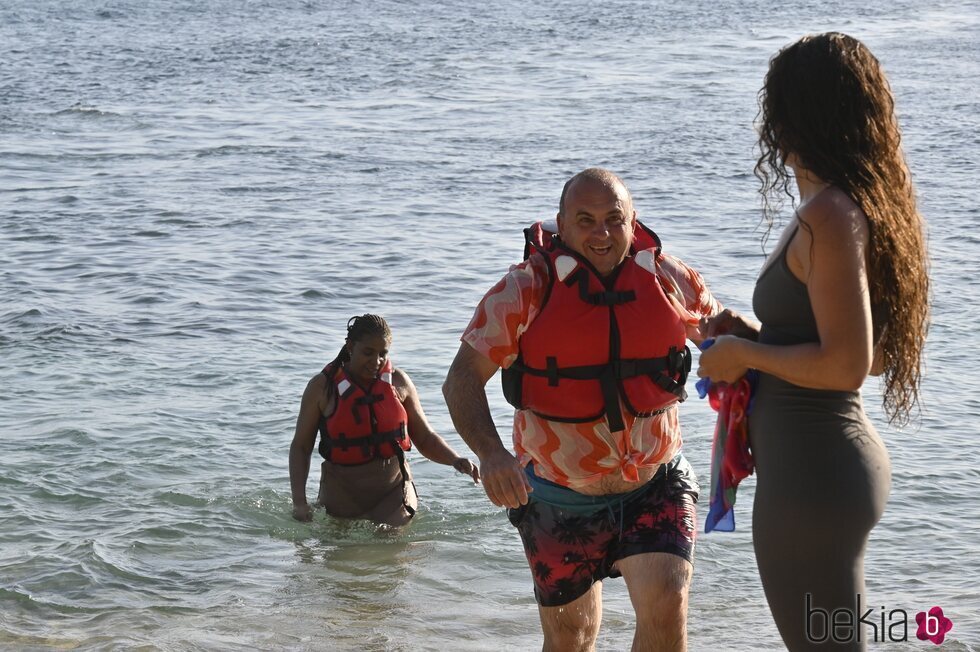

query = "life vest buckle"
[{"left": 545, "top": 356, "right": 560, "bottom": 386}]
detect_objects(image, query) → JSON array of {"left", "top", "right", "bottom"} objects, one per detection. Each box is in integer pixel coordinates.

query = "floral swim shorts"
[{"left": 507, "top": 455, "right": 699, "bottom": 607}]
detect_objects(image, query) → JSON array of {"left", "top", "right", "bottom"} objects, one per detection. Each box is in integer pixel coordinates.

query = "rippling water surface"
[{"left": 2, "top": 1, "right": 978, "bottom": 650}]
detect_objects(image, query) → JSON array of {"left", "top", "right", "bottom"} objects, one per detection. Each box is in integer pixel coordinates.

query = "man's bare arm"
[{"left": 443, "top": 342, "right": 531, "bottom": 508}]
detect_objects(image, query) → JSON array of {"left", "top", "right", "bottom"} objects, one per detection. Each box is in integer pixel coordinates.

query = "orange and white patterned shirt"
[{"left": 462, "top": 249, "right": 721, "bottom": 491}]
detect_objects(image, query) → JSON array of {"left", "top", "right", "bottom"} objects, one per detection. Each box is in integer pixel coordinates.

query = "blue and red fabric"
[{"left": 696, "top": 338, "right": 756, "bottom": 533}]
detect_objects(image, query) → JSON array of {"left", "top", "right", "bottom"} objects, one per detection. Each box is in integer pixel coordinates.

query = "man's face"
[{"left": 557, "top": 178, "right": 636, "bottom": 277}]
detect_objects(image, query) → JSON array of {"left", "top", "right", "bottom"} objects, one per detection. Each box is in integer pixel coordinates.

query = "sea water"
[{"left": 1, "top": 1, "right": 978, "bottom": 649}]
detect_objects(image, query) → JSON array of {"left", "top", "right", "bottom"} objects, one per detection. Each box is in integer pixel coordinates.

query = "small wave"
[
  {"left": 1, "top": 308, "right": 42, "bottom": 324},
  {"left": 155, "top": 491, "right": 211, "bottom": 508},
  {"left": 145, "top": 328, "right": 204, "bottom": 339},
  {"left": 6, "top": 566, "right": 109, "bottom": 613},
  {"left": 300, "top": 288, "right": 337, "bottom": 299},
  {"left": 165, "top": 321, "right": 240, "bottom": 336},
  {"left": 128, "top": 295, "right": 167, "bottom": 305},
  {"left": 218, "top": 185, "right": 298, "bottom": 194},
  {"left": 0, "top": 621, "right": 87, "bottom": 650},
  {"left": 45, "top": 427, "right": 98, "bottom": 447},
  {"left": 89, "top": 539, "right": 165, "bottom": 585},
  {"left": 77, "top": 270, "right": 139, "bottom": 281},
  {"left": 194, "top": 145, "right": 294, "bottom": 159},
  {"left": 39, "top": 261, "right": 86, "bottom": 272},
  {"left": 51, "top": 105, "right": 124, "bottom": 120},
  {"left": 6, "top": 233, "right": 62, "bottom": 243},
  {"left": 35, "top": 323, "right": 91, "bottom": 342},
  {"left": 157, "top": 217, "right": 197, "bottom": 227},
  {"left": 3, "top": 183, "right": 82, "bottom": 193},
  {"left": 25, "top": 484, "right": 106, "bottom": 508},
  {"left": 0, "top": 587, "right": 35, "bottom": 607}
]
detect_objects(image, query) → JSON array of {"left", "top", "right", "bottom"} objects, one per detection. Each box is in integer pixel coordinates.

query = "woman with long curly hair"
[
  {"left": 698, "top": 33, "right": 929, "bottom": 649},
  {"left": 289, "top": 314, "right": 479, "bottom": 526}
]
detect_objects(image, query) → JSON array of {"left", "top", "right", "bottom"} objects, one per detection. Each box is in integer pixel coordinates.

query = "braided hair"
[{"left": 325, "top": 314, "right": 393, "bottom": 376}]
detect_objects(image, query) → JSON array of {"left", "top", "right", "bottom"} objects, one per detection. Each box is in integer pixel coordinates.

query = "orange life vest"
[
  {"left": 502, "top": 221, "right": 690, "bottom": 433},
  {"left": 318, "top": 359, "right": 412, "bottom": 465}
]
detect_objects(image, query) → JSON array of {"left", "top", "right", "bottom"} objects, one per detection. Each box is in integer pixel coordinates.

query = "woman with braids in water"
[
  {"left": 289, "top": 314, "right": 479, "bottom": 526},
  {"left": 698, "top": 33, "right": 929, "bottom": 650}
]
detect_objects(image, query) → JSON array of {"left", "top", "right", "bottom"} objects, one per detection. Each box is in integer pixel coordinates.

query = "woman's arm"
[
  {"left": 288, "top": 374, "right": 328, "bottom": 521},
  {"left": 394, "top": 368, "right": 480, "bottom": 483},
  {"left": 698, "top": 192, "right": 873, "bottom": 390}
]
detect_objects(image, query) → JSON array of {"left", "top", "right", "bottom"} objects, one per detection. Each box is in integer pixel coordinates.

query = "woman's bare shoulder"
[
  {"left": 391, "top": 366, "right": 414, "bottom": 388},
  {"left": 303, "top": 371, "right": 332, "bottom": 410},
  {"left": 390, "top": 367, "right": 416, "bottom": 402},
  {"left": 306, "top": 370, "right": 328, "bottom": 391},
  {"left": 799, "top": 187, "right": 868, "bottom": 239}
]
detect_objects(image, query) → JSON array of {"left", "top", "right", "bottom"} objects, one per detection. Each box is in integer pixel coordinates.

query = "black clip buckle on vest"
[
  {"left": 654, "top": 346, "right": 691, "bottom": 402},
  {"left": 545, "top": 356, "right": 560, "bottom": 387}
]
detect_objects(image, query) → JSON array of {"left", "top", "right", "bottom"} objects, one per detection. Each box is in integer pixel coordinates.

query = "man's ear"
[{"left": 556, "top": 211, "right": 565, "bottom": 235}]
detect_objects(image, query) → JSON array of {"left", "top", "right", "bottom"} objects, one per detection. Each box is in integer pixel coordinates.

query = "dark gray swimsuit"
[{"left": 749, "top": 226, "right": 891, "bottom": 651}]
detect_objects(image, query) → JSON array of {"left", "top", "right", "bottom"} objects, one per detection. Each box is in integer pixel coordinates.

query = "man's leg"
[
  {"left": 507, "top": 495, "right": 615, "bottom": 651},
  {"left": 538, "top": 580, "right": 603, "bottom": 652},
  {"left": 615, "top": 552, "right": 692, "bottom": 652}
]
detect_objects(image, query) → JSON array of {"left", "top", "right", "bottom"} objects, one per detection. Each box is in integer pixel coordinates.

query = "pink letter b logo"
[{"left": 916, "top": 606, "right": 952, "bottom": 645}]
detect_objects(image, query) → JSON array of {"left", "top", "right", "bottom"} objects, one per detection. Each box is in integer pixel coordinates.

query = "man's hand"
[
  {"left": 700, "top": 308, "right": 760, "bottom": 341},
  {"left": 292, "top": 503, "right": 314, "bottom": 522},
  {"left": 478, "top": 447, "right": 532, "bottom": 509}
]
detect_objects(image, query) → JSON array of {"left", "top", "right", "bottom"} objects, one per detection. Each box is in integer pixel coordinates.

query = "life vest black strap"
[
  {"left": 563, "top": 268, "right": 636, "bottom": 306},
  {"left": 350, "top": 392, "right": 384, "bottom": 425},
  {"left": 598, "top": 367, "right": 626, "bottom": 432},
  {"left": 546, "top": 356, "right": 559, "bottom": 387},
  {"left": 654, "top": 374, "right": 688, "bottom": 402},
  {"left": 510, "top": 350, "right": 689, "bottom": 385},
  {"left": 353, "top": 394, "right": 380, "bottom": 426},
  {"left": 319, "top": 423, "right": 408, "bottom": 456},
  {"left": 507, "top": 346, "right": 692, "bottom": 430}
]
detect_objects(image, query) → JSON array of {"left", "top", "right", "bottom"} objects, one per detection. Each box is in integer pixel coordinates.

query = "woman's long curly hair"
[{"left": 755, "top": 32, "right": 929, "bottom": 425}]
